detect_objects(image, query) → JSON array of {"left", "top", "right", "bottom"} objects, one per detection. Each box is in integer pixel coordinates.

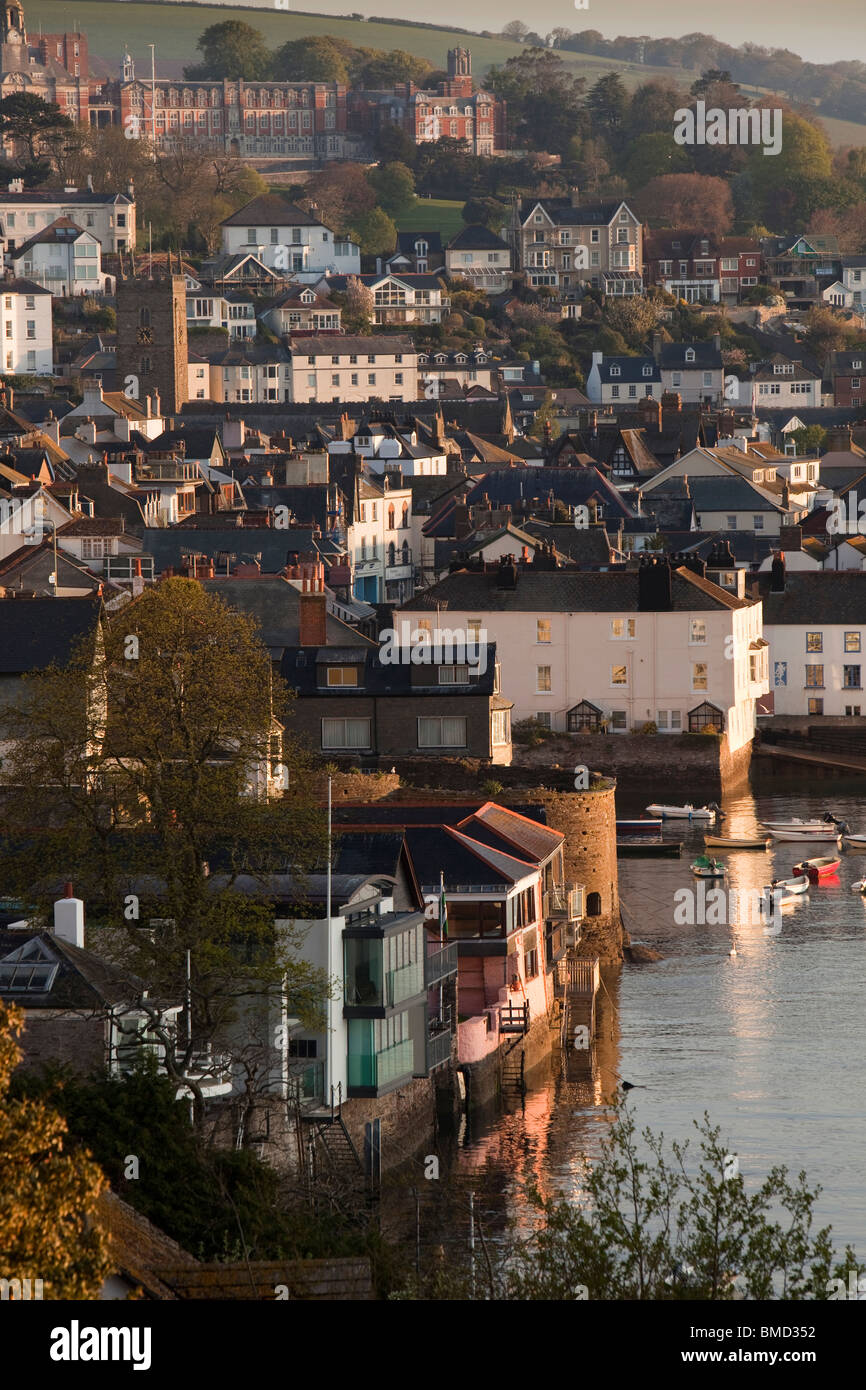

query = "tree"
[
  {"left": 271, "top": 36, "right": 350, "bottom": 84},
  {"left": 527, "top": 392, "right": 561, "bottom": 441},
  {"left": 503, "top": 1104, "right": 863, "bottom": 1300},
  {"left": 0, "top": 93, "right": 75, "bottom": 167},
  {"left": 304, "top": 163, "right": 375, "bottom": 237},
  {"left": 0, "top": 1002, "right": 111, "bottom": 1298},
  {"left": 803, "top": 306, "right": 858, "bottom": 365},
  {"left": 367, "top": 161, "right": 416, "bottom": 220},
  {"left": 343, "top": 276, "right": 375, "bottom": 334},
  {"left": 353, "top": 48, "right": 432, "bottom": 88},
  {"left": 586, "top": 73, "right": 629, "bottom": 132},
  {"left": 635, "top": 173, "right": 734, "bottom": 234},
  {"left": 462, "top": 196, "right": 509, "bottom": 231},
  {"left": 621, "top": 133, "right": 690, "bottom": 190},
  {"left": 487, "top": 49, "right": 585, "bottom": 156},
  {"left": 501, "top": 21, "right": 530, "bottom": 42},
  {"left": 0, "top": 580, "right": 328, "bottom": 1120},
  {"left": 349, "top": 206, "right": 398, "bottom": 257},
  {"left": 602, "top": 297, "right": 662, "bottom": 350},
  {"left": 746, "top": 112, "right": 833, "bottom": 229},
  {"left": 788, "top": 425, "right": 828, "bottom": 456},
  {"left": 185, "top": 21, "right": 272, "bottom": 81}
]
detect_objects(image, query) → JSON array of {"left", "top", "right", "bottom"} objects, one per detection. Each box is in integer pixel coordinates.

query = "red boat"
[{"left": 792, "top": 856, "right": 841, "bottom": 883}]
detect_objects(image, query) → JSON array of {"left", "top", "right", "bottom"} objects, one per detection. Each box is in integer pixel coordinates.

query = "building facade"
[{"left": 115, "top": 269, "right": 189, "bottom": 416}]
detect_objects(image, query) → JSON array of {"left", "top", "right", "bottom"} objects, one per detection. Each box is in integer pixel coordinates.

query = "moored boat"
[
  {"left": 704, "top": 834, "right": 770, "bottom": 849},
  {"left": 766, "top": 828, "right": 841, "bottom": 843},
  {"left": 843, "top": 834, "right": 866, "bottom": 847},
  {"left": 765, "top": 875, "right": 810, "bottom": 897},
  {"left": 761, "top": 815, "right": 844, "bottom": 832},
  {"left": 791, "top": 856, "right": 841, "bottom": 883},
  {"left": 617, "top": 818, "right": 663, "bottom": 833},
  {"left": 691, "top": 855, "right": 726, "bottom": 878},
  {"left": 647, "top": 803, "right": 718, "bottom": 821}
]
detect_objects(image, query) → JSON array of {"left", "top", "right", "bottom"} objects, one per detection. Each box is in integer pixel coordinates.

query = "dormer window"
[
  {"left": 642, "top": 365, "right": 652, "bottom": 377},
  {"left": 610, "top": 366, "right": 621, "bottom": 377},
  {"left": 415, "top": 240, "right": 428, "bottom": 257},
  {"left": 685, "top": 348, "right": 695, "bottom": 363},
  {"left": 671, "top": 241, "right": 681, "bottom": 251},
  {"left": 854, "top": 360, "right": 863, "bottom": 370}
]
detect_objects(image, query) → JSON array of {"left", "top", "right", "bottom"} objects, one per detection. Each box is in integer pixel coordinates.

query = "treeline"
[
  {"left": 549, "top": 28, "right": 866, "bottom": 124},
  {"left": 183, "top": 20, "right": 442, "bottom": 87}
]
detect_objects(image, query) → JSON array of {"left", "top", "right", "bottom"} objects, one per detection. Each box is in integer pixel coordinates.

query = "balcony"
[
  {"left": 424, "top": 941, "right": 458, "bottom": 987},
  {"left": 544, "top": 883, "right": 585, "bottom": 921},
  {"left": 348, "top": 1037, "right": 414, "bottom": 1089},
  {"left": 426, "top": 1026, "right": 452, "bottom": 1070},
  {"left": 344, "top": 938, "right": 424, "bottom": 1009}
]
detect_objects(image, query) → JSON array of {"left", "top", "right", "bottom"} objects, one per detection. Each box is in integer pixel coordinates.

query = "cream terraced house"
[
  {"left": 290, "top": 334, "right": 417, "bottom": 404},
  {"left": 398, "top": 553, "right": 767, "bottom": 752},
  {"left": 758, "top": 564, "right": 866, "bottom": 718},
  {"left": 0, "top": 182, "right": 135, "bottom": 254},
  {"left": 511, "top": 190, "right": 643, "bottom": 296}
]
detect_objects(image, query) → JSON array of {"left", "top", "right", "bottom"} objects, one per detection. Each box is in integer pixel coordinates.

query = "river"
[{"left": 441, "top": 774, "right": 866, "bottom": 1259}]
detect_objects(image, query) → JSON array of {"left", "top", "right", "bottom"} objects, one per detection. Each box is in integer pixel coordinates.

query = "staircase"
[
  {"left": 500, "top": 1037, "right": 526, "bottom": 1096},
  {"left": 313, "top": 1114, "right": 364, "bottom": 1186}
]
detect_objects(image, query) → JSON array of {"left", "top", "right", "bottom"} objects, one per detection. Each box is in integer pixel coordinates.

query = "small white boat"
[
  {"left": 766, "top": 875, "right": 810, "bottom": 896},
  {"left": 765, "top": 828, "right": 841, "bottom": 843},
  {"left": 647, "top": 803, "right": 718, "bottom": 821},
  {"left": 843, "top": 834, "right": 866, "bottom": 847},
  {"left": 851, "top": 879, "right": 866, "bottom": 894},
  {"left": 760, "top": 816, "right": 842, "bottom": 832},
  {"left": 704, "top": 834, "right": 770, "bottom": 850}
]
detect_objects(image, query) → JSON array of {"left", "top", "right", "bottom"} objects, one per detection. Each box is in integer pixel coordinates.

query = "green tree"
[
  {"left": 787, "top": 425, "right": 828, "bottom": 456},
  {"left": 354, "top": 48, "right": 432, "bottom": 87},
  {"left": 621, "top": 132, "right": 690, "bottom": 190},
  {"left": 504, "top": 1104, "right": 863, "bottom": 1300},
  {"left": 367, "top": 161, "right": 416, "bottom": 220},
  {"left": 462, "top": 196, "right": 509, "bottom": 231},
  {"left": 487, "top": 48, "right": 585, "bottom": 156},
  {"left": 0, "top": 1002, "right": 111, "bottom": 1298},
  {"left": 0, "top": 580, "right": 328, "bottom": 1120},
  {"left": 0, "top": 93, "right": 74, "bottom": 166},
  {"left": 602, "top": 297, "right": 662, "bottom": 350},
  {"left": 185, "top": 21, "right": 272, "bottom": 81},
  {"left": 527, "top": 392, "right": 561, "bottom": 440},
  {"left": 746, "top": 112, "right": 833, "bottom": 228},
  {"left": 586, "top": 73, "right": 629, "bottom": 131},
  {"left": 349, "top": 206, "right": 398, "bottom": 257},
  {"left": 271, "top": 36, "right": 350, "bottom": 83}
]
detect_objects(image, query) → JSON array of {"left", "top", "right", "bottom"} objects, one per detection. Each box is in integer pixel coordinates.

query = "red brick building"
[{"left": 348, "top": 48, "right": 506, "bottom": 156}]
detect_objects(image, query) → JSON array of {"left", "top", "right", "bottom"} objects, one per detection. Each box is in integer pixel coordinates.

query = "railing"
[
  {"left": 556, "top": 957, "right": 600, "bottom": 997},
  {"left": 545, "top": 883, "right": 585, "bottom": 920},
  {"left": 426, "top": 1028, "right": 452, "bottom": 1070},
  {"left": 499, "top": 1001, "right": 530, "bottom": 1034},
  {"left": 424, "top": 941, "right": 458, "bottom": 987},
  {"left": 384, "top": 960, "right": 424, "bottom": 1006}
]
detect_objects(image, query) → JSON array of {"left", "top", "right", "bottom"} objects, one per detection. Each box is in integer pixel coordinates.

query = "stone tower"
[
  {"left": 115, "top": 266, "right": 188, "bottom": 417},
  {"left": 121, "top": 47, "right": 134, "bottom": 83},
  {"left": 447, "top": 47, "right": 471, "bottom": 79},
  {"left": 1, "top": 0, "right": 28, "bottom": 68}
]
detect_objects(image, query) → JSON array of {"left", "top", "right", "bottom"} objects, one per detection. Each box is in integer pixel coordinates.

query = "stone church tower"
[{"left": 116, "top": 266, "right": 188, "bottom": 418}]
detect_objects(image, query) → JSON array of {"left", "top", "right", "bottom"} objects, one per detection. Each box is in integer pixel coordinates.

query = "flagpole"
[{"left": 439, "top": 869, "right": 445, "bottom": 1025}]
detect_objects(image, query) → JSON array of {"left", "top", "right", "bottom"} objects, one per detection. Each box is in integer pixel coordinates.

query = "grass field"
[
  {"left": 398, "top": 197, "right": 465, "bottom": 240},
  {"left": 27, "top": 1, "right": 866, "bottom": 148}
]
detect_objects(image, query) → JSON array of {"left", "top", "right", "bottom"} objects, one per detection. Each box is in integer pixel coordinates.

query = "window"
[
  {"left": 611, "top": 665, "right": 628, "bottom": 686},
  {"left": 808, "top": 698, "right": 824, "bottom": 715},
  {"left": 689, "top": 619, "right": 706, "bottom": 644},
  {"left": 845, "top": 632, "right": 861, "bottom": 652},
  {"left": 846, "top": 705, "right": 862, "bottom": 716},
  {"left": 523, "top": 931, "right": 539, "bottom": 980},
  {"left": 438, "top": 665, "right": 470, "bottom": 684},
  {"left": 611, "top": 618, "right": 635, "bottom": 639},
  {"left": 467, "top": 619, "right": 482, "bottom": 642},
  {"left": 806, "top": 632, "right": 823, "bottom": 652},
  {"left": 537, "top": 619, "right": 551, "bottom": 644},
  {"left": 692, "top": 662, "right": 708, "bottom": 691},
  {"left": 610, "top": 711, "right": 627, "bottom": 731},
  {"left": 844, "top": 665, "right": 861, "bottom": 689},
  {"left": 491, "top": 710, "right": 510, "bottom": 746},
  {"left": 417, "top": 717, "right": 467, "bottom": 748},
  {"left": 805, "top": 665, "right": 824, "bottom": 688},
  {"left": 536, "top": 666, "right": 552, "bottom": 692},
  {"left": 656, "top": 710, "right": 682, "bottom": 731},
  {"left": 325, "top": 666, "right": 359, "bottom": 687},
  {"left": 727, "top": 516, "right": 737, "bottom": 530},
  {"left": 590, "top": 229, "right": 600, "bottom": 244},
  {"left": 322, "top": 717, "right": 371, "bottom": 749},
  {"left": 368, "top": 374, "right": 376, "bottom": 386},
  {"left": 535, "top": 712, "right": 552, "bottom": 729}
]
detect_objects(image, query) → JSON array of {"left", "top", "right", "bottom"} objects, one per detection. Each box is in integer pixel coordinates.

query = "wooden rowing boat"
[
  {"left": 703, "top": 834, "right": 770, "bottom": 849},
  {"left": 791, "top": 856, "right": 841, "bottom": 883}
]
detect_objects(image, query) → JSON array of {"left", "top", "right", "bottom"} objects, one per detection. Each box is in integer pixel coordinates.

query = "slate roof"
[
  {"left": 199, "top": 577, "right": 370, "bottom": 650},
  {"left": 280, "top": 643, "right": 499, "bottom": 696},
  {"left": 521, "top": 520, "right": 618, "bottom": 565},
  {"left": 0, "top": 595, "right": 101, "bottom": 673},
  {"left": 595, "top": 356, "right": 661, "bottom": 384},
  {"left": 141, "top": 528, "right": 331, "bottom": 575},
  {"left": 402, "top": 567, "right": 747, "bottom": 614},
  {"left": 658, "top": 343, "right": 723, "bottom": 370},
  {"left": 220, "top": 195, "right": 326, "bottom": 229},
  {"left": 520, "top": 198, "right": 630, "bottom": 227},
  {"left": 447, "top": 224, "right": 509, "bottom": 251},
  {"left": 462, "top": 466, "right": 637, "bottom": 519},
  {"left": 0, "top": 190, "right": 132, "bottom": 206},
  {"left": 652, "top": 473, "right": 786, "bottom": 513},
  {"left": 0, "top": 931, "right": 149, "bottom": 1011},
  {"left": 756, "top": 570, "right": 866, "bottom": 624},
  {"left": 289, "top": 335, "right": 415, "bottom": 358},
  {"left": 395, "top": 231, "right": 443, "bottom": 256}
]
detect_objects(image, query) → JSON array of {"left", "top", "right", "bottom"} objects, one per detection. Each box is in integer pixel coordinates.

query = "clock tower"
[{"left": 116, "top": 264, "right": 188, "bottom": 418}]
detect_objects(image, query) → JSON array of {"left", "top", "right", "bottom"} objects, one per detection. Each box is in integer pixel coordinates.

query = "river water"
[{"left": 444, "top": 774, "right": 866, "bottom": 1256}]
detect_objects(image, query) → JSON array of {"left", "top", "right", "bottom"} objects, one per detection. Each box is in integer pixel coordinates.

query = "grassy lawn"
[{"left": 398, "top": 197, "right": 465, "bottom": 241}]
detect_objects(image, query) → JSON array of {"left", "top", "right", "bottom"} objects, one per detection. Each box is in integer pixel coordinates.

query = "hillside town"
[{"left": 1, "top": 0, "right": 866, "bottom": 1318}]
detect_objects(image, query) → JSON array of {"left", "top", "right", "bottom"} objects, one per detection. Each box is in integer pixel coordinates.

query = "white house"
[
  {"left": 0, "top": 278, "right": 52, "bottom": 374},
  {"left": 11, "top": 218, "right": 109, "bottom": 297},
  {"left": 0, "top": 182, "right": 136, "bottom": 254},
  {"left": 186, "top": 290, "right": 256, "bottom": 339},
  {"left": 639, "top": 445, "right": 804, "bottom": 534},
  {"left": 346, "top": 471, "right": 416, "bottom": 604},
  {"left": 445, "top": 224, "right": 512, "bottom": 291},
  {"left": 219, "top": 194, "right": 359, "bottom": 281},
  {"left": 398, "top": 555, "right": 767, "bottom": 751},
  {"left": 586, "top": 352, "right": 662, "bottom": 406},
  {"left": 328, "top": 418, "right": 448, "bottom": 478},
  {"left": 323, "top": 272, "right": 449, "bottom": 326},
  {"left": 759, "top": 564, "right": 866, "bottom": 717},
  {"left": 841, "top": 257, "right": 866, "bottom": 307},
  {"left": 746, "top": 355, "right": 822, "bottom": 410},
  {"left": 290, "top": 335, "right": 418, "bottom": 404}
]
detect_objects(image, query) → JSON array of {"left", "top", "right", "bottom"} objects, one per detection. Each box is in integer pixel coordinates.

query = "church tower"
[
  {"left": 121, "top": 47, "right": 135, "bottom": 83},
  {"left": 116, "top": 266, "right": 189, "bottom": 418},
  {"left": 1, "top": 0, "right": 29, "bottom": 70},
  {"left": 447, "top": 47, "right": 471, "bottom": 80}
]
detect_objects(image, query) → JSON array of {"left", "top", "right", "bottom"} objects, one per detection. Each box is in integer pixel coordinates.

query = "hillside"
[{"left": 25, "top": 1, "right": 866, "bottom": 148}]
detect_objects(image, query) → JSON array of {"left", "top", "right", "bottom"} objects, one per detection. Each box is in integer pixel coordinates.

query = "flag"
[{"left": 439, "top": 873, "right": 448, "bottom": 942}]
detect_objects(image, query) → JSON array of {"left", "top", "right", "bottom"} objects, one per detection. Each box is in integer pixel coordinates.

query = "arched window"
[
  {"left": 388, "top": 541, "right": 396, "bottom": 567},
  {"left": 387, "top": 503, "right": 395, "bottom": 530},
  {"left": 401, "top": 502, "right": 409, "bottom": 529},
  {"left": 586, "top": 891, "right": 602, "bottom": 917},
  {"left": 139, "top": 307, "right": 151, "bottom": 328},
  {"left": 140, "top": 356, "right": 151, "bottom": 374},
  {"left": 402, "top": 539, "right": 410, "bottom": 565}
]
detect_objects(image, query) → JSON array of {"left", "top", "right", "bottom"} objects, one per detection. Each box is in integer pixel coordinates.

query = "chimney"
[
  {"left": 779, "top": 523, "right": 801, "bottom": 551},
  {"left": 713, "top": 332, "right": 721, "bottom": 352},
  {"left": 53, "top": 882, "right": 84, "bottom": 948},
  {"left": 652, "top": 332, "right": 662, "bottom": 361},
  {"left": 298, "top": 563, "right": 327, "bottom": 645},
  {"left": 569, "top": 186, "right": 581, "bottom": 207},
  {"left": 770, "top": 551, "right": 786, "bottom": 593},
  {"left": 637, "top": 555, "right": 673, "bottom": 612}
]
